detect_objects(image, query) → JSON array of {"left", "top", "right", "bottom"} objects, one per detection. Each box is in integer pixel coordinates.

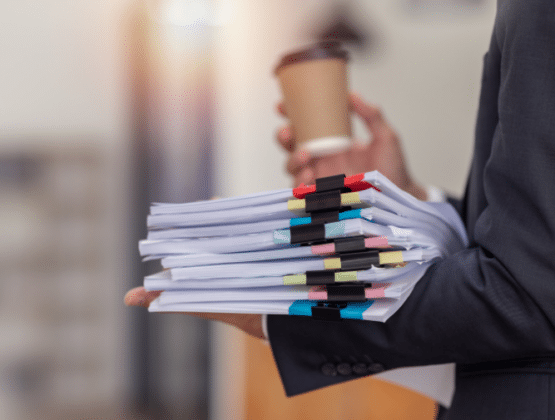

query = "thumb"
[
  {"left": 349, "top": 93, "right": 391, "bottom": 143},
  {"left": 124, "top": 287, "right": 161, "bottom": 308}
]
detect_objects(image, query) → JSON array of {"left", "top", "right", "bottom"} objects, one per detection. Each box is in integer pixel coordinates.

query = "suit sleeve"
[{"left": 267, "top": 0, "right": 555, "bottom": 397}]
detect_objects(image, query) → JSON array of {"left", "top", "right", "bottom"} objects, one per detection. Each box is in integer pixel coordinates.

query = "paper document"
[{"left": 140, "top": 171, "right": 468, "bottom": 324}]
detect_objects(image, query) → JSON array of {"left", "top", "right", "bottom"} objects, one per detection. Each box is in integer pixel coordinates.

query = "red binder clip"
[{"left": 293, "top": 173, "right": 380, "bottom": 199}]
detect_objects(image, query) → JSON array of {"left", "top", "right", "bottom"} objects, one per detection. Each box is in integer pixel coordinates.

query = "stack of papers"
[{"left": 140, "top": 171, "right": 468, "bottom": 322}]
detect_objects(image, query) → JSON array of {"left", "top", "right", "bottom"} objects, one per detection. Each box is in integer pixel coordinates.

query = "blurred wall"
[
  {"left": 0, "top": 0, "right": 135, "bottom": 418},
  {"left": 0, "top": 0, "right": 131, "bottom": 146},
  {"left": 0, "top": 0, "right": 217, "bottom": 418}
]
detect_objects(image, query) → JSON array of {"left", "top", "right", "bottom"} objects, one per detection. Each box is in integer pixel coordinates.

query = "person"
[{"left": 126, "top": 0, "right": 555, "bottom": 417}]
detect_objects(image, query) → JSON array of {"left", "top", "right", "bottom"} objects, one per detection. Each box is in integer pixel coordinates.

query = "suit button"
[
  {"left": 337, "top": 363, "right": 352, "bottom": 376},
  {"left": 321, "top": 362, "right": 337, "bottom": 376},
  {"left": 367, "top": 363, "right": 385, "bottom": 373},
  {"left": 352, "top": 363, "right": 368, "bottom": 375}
]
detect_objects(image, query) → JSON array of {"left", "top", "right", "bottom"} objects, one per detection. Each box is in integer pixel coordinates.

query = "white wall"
[{"left": 0, "top": 0, "right": 131, "bottom": 147}]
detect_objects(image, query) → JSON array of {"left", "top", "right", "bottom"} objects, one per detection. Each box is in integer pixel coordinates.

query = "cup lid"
[{"left": 274, "top": 42, "right": 349, "bottom": 74}]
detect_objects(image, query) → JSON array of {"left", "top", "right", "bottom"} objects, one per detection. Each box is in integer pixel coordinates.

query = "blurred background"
[{"left": 0, "top": 0, "right": 495, "bottom": 418}]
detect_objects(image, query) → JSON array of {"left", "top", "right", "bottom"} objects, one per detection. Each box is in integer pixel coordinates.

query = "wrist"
[
  {"left": 235, "top": 314, "right": 265, "bottom": 340},
  {"left": 406, "top": 182, "right": 427, "bottom": 201}
]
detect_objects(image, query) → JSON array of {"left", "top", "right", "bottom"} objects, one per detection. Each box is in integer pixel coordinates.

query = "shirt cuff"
[
  {"left": 425, "top": 185, "right": 447, "bottom": 202},
  {"left": 261, "top": 313, "right": 270, "bottom": 344},
  {"left": 262, "top": 314, "right": 269, "bottom": 340}
]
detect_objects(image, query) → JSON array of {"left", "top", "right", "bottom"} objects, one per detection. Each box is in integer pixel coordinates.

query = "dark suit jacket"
[{"left": 267, "top": 0, "right": 555, "bottom": 418}]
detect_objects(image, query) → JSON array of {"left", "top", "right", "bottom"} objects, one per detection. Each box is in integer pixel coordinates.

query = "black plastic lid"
[{"left": 274, "top": 42, "right": 349, "bottom": 74}]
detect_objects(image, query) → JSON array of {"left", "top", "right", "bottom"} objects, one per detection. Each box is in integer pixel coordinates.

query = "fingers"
[
  {"left": 286, "top": 149, "right": 311, "bottom": 176},
  {"left": 123, "top": 288, "right": 226, "bottom": 319},
  {"left": 284, "top": 146, "right": 352, "bottom": 185},
  {"left": 123, "top": 293, "right": 265, "bottom": 339},
  {"left": 276, "top": 102, "right": 296, "bottom": 153},
  {"left": 124, "top": 287, "right": 161, "bottom": 308},
  {"left": 296, "top": 167, "right": 315, "bottom": 186},
  {"left": 276, "top": 101, "right": 286, "bottom": 117},
  {"left": 350, "top": 93, "right": 384, "bottom": 127},
  {"left": 349, "top": 93, "right": 391, "bottom": 142},
  {"left": 279, "top": 95, "right": 392, "bottom": 153},
  {"left": 277, "top": 125, "right": 295, "bottom": 151},
  {"left": 283, "top": 146, "right": 314, "bottom": 186},
  {"left": 312, "top": 153, "right": 351, "bottom": 178}
]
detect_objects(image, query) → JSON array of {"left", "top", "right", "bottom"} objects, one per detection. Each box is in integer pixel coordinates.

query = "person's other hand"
[
  {"left": 124, "top": 286, "right": 265, "bottom": 340},
  {"left": 277, "top": 93, "right": 426, "bottom": 200}
]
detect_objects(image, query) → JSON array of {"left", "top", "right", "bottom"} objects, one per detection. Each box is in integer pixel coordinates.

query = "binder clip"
[
  {"left": 306, "top": 270, "right": 336, "bottom": 285},
  {"left": 326, "top": 284, "right": 366, "bottom": 302},
  {"left": 290, "top": 174, "right": 351, "bottom": 245},
  {"left": 291, "top": 174, "right": 386, "bottom": 320},
  {"left": 337, "top": 250, "right": 381, "bottom": 271},
  {"left": 310, "top": 285, "right": 367, "bottom": 321},
  {"left": 304, "top": 174, "right": 350, "bottom": 214},
  {"left": 311, "top": 302, "right": 346, "bottom": 321},
  {"left": 292, "top": 173, "right": 380, "bottom": 199},
  {"left": 333, "top": 236, "right": 367, "bottom": 253}
]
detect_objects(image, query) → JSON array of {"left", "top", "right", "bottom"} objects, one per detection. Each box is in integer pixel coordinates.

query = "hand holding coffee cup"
[{"left": 275, "top": 42, "right": 352, "bottom": 156}]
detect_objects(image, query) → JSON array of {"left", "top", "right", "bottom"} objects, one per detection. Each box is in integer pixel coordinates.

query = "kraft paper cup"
[{"left": 275, "top": 42, "right": 351, "bottom": 156}]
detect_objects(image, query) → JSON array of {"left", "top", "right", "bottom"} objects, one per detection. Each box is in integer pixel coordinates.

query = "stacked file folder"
[{"left": 140, "top": 171, "right": 468, "bottom": 322}]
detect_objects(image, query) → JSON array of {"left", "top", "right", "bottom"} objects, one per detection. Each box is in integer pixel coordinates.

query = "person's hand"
[
  {"left": 277, "top": 93, "right": 427, "bottom": 200},
  {"left": 124, "top": 286, "right": 265, "bottom": 340}
]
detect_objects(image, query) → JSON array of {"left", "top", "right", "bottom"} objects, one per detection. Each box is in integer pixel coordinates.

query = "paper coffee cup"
[{"left": 275, "top": 42, "right": 351, "bottom": 156}]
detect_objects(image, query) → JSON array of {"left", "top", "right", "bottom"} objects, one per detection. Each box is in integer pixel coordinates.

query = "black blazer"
[{"left": 267, "top": 0, "right": 555, "bottom": 418}]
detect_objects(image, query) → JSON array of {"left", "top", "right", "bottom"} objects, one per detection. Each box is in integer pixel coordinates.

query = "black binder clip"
[
  {"left": 305, "top": 189, "right": 343, "bottom": 213},
  {"left": 333, "top": 236, "right": 367, "bottom": 253},
  {"left": 338, "top": 251, "right": 381, "bottom": 271},
  {"left": 311, "top": 302, "right": 347, "bottom": 321},
  {"left": 314, "top": 174, "right": 350, "bottom": 193},
  {"left": 291, "top": 174, "right": 359, "bottom": 246},
  {"left": 326, "top": 284, "right": 366, "bottom": 302},
  {"left": 306, "top": 270, "right": 336, "bottom": 285},
  {"left": 304, "top": 174, "right": 351, "bottom": 216},
  {"left": 310, "top": 285, "right": 367, "bottom": 321},
  {"left": 290, "top": 223, "right": 326, "bottom": 245},
  {"left": 310, "top": 209, "right": 340, "bottom": 225}
]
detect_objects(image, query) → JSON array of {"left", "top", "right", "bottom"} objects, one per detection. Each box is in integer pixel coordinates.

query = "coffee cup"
[{"left": 275, "top": 42, "right": 351, "bottom": 156}]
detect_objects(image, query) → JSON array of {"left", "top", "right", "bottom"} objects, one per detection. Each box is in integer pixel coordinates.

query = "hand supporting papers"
[
  {"left": 277, "top": 93, "right": 427, "bottom": 201},
  {"left": 125, "top": 93, "right": 435, "bottom": 338},
  {"left": 124, "top": 287, "right": 265, "bottom": 340}
]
